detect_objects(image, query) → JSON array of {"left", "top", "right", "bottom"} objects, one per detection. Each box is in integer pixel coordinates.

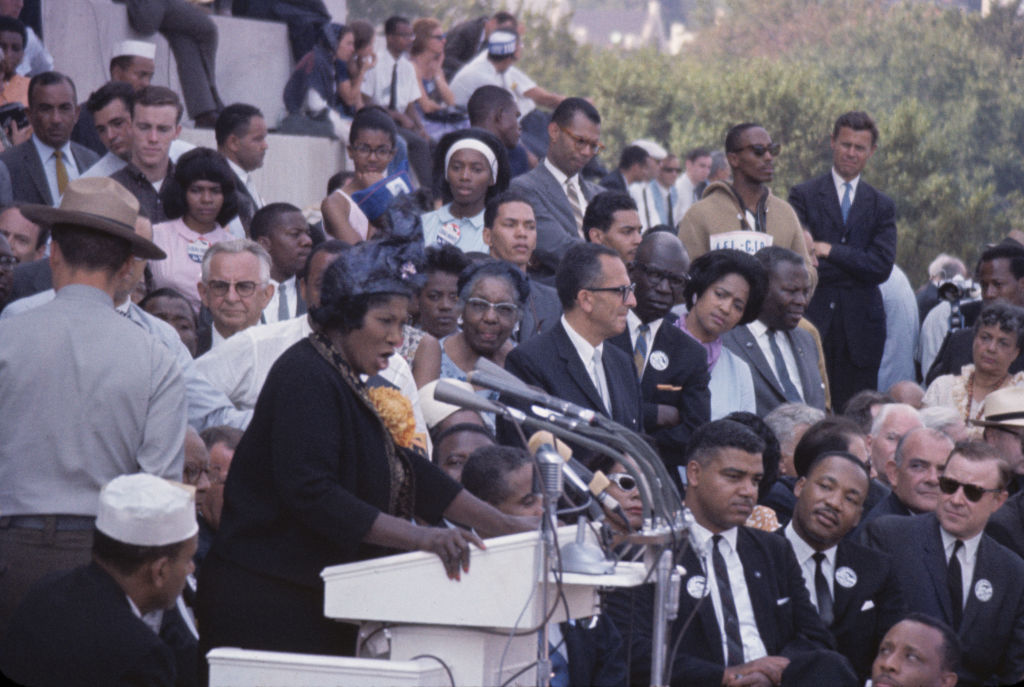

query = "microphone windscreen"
[{"left": 526, "top": 430, "right": 573, "bottom": 461}]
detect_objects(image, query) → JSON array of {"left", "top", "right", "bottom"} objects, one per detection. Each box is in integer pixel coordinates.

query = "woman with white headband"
[{"left": 421, "top": 128, "right": 509, "bottom": 253}]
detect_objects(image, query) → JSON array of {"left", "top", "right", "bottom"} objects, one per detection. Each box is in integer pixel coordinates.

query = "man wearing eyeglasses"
[
  {"left": 509, "top": 98, "right": 603, "bottom": 279},
  {"left": 789, "top": 111, "right": 897, "bottom": 413},
  {"left": 607, "top": 231, "right": 709, "bottom": 482},
  {"left": 724, "top": 246, "right": 826, "bottom": 417},
  {"left": 196, "top": 238, "right": 273, "bottom": 354},
  {"left": 863, "top": 442, "right": 1024, "bottom": 687},
  {"left": 503, "top": 241, "right": 643, "bottom": 435},
  {"left": 677, "top": 123, "right": 814, "bottom": 283}
]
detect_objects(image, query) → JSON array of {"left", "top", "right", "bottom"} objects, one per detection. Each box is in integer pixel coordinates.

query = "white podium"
[{"left": 208, "top": 526, "right": 646, "bottom": 687}]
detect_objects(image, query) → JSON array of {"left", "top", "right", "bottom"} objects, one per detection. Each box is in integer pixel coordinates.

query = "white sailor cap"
[
  {"left": 631, "top": 139, "right": 668, "bottom": 160},
  {"left": 113, "top": 39, "right": 157, "bottom": 61},
  {"left": 488, "top": 31, "right": 518, "bottom": 57},
  {"left": 96, "top": 474, "right": 198, "bottom": 546}
]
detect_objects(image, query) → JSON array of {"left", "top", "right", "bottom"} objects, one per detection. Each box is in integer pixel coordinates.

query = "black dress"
[{"left": 196, "top": 337, "right": 462, "bottom": 662}]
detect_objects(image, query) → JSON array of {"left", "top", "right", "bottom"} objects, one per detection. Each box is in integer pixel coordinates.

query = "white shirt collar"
[
  {"left": 627, "top": 309, "right": 663, "bottom": 343},
  {"left": 544, "top": 156, "right": 576, "bottom": 187},
  {"left": 940, "top": 526, "right": 982, "bottom": 564},
  {"left": 831, "top": 167, "right": 860, "bottom": 198},
  {"left": 31, "top": 134, "right": 73, "bottom": 162},
  {"left": 784, "top": 521, "right": 837, "bottom": 568},
  {"left": 226, "top": 157, "right": 250, "bottom": 183},
  {"left": 690, "top": 520, "right": 738, "bottom": 557},
  {"left": 748, "top": 319, "right": 771, "bottom": 338},
  {"left": 561, "top": 314, "right": 601, "bottom": 364}
]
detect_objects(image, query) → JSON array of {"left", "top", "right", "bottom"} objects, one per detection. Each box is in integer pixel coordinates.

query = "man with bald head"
[
  {"left": 608, "top": 230, "right": 709, "bottom": 478},
  {"left": 869, "top": 404, "right": 923, "bottom": 485}
]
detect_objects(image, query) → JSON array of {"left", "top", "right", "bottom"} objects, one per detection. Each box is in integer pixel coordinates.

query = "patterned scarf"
[{"left": 308, "top": 331, "right": 415, "bottom": 519}]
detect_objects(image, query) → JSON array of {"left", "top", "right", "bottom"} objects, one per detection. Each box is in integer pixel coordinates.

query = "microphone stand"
[{"left": 535, "top": 437, "right": 563, "bottom": 687}]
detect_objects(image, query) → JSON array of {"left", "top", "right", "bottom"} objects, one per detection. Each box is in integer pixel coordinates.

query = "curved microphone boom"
[{"left": 468, "top": 370, "right": 600, "bottom": 426}]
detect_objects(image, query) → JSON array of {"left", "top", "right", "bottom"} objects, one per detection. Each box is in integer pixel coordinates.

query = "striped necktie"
[
  {"left": 633, "top": 323, "right": 649, "bottom": 377},
  {"left": 566, "top": 178, "right": 584, "bottom": 237}
]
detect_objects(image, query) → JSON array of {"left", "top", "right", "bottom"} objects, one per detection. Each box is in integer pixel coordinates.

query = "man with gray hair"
[
  {"left": 765, "top": 403, "right": 827, "bottom": 479},
  {"left": 920, "top": 405, "right": 968, "bottom": 442},
  {"left": 196, "top": 238, "right": 273, "bottom": 353},
  {"left": 869, "top": 403, "right": 923, "bottom": 486}
]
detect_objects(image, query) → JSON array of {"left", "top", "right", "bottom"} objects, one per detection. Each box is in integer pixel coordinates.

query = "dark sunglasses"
[
  {"left": 607, "top": 473, "right": 637, "bottom": 491},
  {"left": 938, "top": 476, "right": 1002, "bottom": 502},
  {"left": 735, "top": 143, "right": 781, "bottom": 157}
]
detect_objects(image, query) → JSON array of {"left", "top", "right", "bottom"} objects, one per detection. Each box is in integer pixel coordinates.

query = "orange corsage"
[{"left": 368, "top": 386, "right": 416, "bottom": 448}]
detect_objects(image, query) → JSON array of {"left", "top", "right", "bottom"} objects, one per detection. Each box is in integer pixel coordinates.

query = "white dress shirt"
[
  {"left": 561, "top": 315, "right": 610, "bottom": 412},
  {"left": 449, "top": 50, "right": 538, "bottom": 116},
  {"left": 627, "top": 309, "right": 663, "bottom": 374},
  {"left": 363, "top": 50, "right": 420, "bottom": 113},
  {"left": 690, "top": 522, "right": 768, "bottom": 663},
  {"left": 831, "top": 168, "right": 860, "bottom": 209},
  {"left": 784, "top": 521, "right": 836, "bottom": 613},
  {"left": 940, "top": 527, "right": 982, "bottom": 612},
  {"left": 262, "top": 275, "right": 299, "bottom": 324},
  {"left": 747, "top": 320, "right": 804, "bottom": 401},
  {"left": 31, "top": 135, "right": 82, "bottom": 205}
]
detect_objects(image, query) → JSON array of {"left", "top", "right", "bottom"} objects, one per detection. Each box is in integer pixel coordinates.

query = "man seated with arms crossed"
[{"left": 606, "top": 420, "right": 858, "bottom": 687}]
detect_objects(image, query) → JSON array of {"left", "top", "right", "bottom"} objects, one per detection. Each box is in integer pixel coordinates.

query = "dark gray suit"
[
  {"left": 517, "top": 278, "right": 561, "bottom": 345},
  {"left": 722, "top": 324, "right": 826, "bottom": 417},
  {"left": 0, "top": 138, "right": 99, "bottom": 206},
  {"left": 509, "top": 160, "right": 602, "bottom": 275}
]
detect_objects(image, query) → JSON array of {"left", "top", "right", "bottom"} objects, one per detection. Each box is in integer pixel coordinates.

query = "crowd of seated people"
[{"left": 1, "top": 5, "right": 1022, "bottom": 687}]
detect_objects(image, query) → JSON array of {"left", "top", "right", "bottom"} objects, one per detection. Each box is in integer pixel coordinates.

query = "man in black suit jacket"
[
  {"left": 481, "top": 190, "right": 561, "bottom": 344},
  {"left": 599, "top": 144, "right": 651, "bottom": 193},
  {"left": 724, "top": 247, "right": 826, "bottom": 417},
  {"left": 608, "top": 231, "right": 709, "bottom": 477},
  {"left": 216, "top": 104, "right": 269, "bottom": 235},
  {"left": 251, "top": 203, "right": 312, "bottom": 324},
  {"left": 789, "top": 111, "right": 896, "bottom": 412},
  {"left": 509, "top": 98, "right": 604, "bottom": 277},
  {"left": 606, "top": 420, "right": 857, "bottom": 687},
  {"left": 0, "top": 72, "right": 99, "bottom": 207},
  {"left": 863, "top": 442, "right": 1024, "bottom": 686},
  {"left": 0, "top": 473, "right": 199, "bottom": 687},
  {"left": 503, "top": 242, "right": 642, "bottom": 436},
  {"left": 783, "top": 450, "right": 904, "bottom": 681}
]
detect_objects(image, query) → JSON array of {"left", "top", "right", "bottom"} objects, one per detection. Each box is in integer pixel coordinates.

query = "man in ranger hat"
[
  {"left": 973, "top": 386, "right": 1024, "bottom": 494},
  {"left": 0, "top": 177, "right": 187, "bottom": 635},
  {"left": 0, "top": 474, "right": 199, "bottom": 686}
]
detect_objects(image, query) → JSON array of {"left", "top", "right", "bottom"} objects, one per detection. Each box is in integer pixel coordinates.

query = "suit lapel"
[
  {"left": 832, "top": 543, "right": 858, "bottom": 625},
  {"left": 784, "top": 329, "right": 816, "bottom": 399},
  {"left": 733, "top": 326, "right": 786, "bottom": 398},
  {"left": 554, "top": 323, "right": 606, "bottom": 412},
  {"left": 845, "top": 182, "right": 869, "bottom": 232},
  {"left": 960, "top": 536, "right": 992, "bottom": 632},
  {"left": 536, "top": 162, "right": 576, "bottom": 237},
  {"left": 25, "top": 144, "right": 52, "bottom": 206},
  {"left": 816, "top": 176, "right": 843, "bottom": 238},
  {"left": 922, "top": 517, "right": 955, "bottom": 624},
  {"left": 737, "top": 529, "right": 777, "bottom": 648}
]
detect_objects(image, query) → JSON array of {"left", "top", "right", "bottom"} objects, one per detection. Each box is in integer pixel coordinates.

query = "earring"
[{"left": 456, "top": 316, "right": 464, "bottom": 327}]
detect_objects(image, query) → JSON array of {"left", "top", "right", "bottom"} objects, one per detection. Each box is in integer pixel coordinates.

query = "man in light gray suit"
[
  {"left": 0, "top": 72, "right": 98, "bottom": 207},
  {"left": 509, "top": 97, "right": 603, "bottom": 278},
  {"left": 724, "top": 246, "right": 826, "bottom": 416}
]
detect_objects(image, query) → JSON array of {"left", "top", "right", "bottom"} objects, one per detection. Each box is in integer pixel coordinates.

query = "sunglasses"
[
  {"left": 607, "top": 472, "right": 637, "bottom": 491},
  {"left": 582, "top": 283, "right": 636, "bottom": 304},
  {"left": 205, "top": 280, "right": 260, "bottom": 297},
  {"left": 735, "top": 143, "right": 781, "bottom": 157},
  {"left": 938, "top": 476, "right": 1003, "bottom": 502}
]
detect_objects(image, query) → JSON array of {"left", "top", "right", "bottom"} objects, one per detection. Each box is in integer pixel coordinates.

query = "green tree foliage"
[{"left": 513, "top": 0, "right": 1024, "bottom": 282}]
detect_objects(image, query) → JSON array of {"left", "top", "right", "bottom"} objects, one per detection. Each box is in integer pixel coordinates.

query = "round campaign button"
[
  {"left": 835, "top": 566, "right": 858, "bottom": 589},
  {"left": 649, "top": 350, "right": 669, "bottom": 371},
  {"left": 187, "top": 238, "right": 211, "bottom": 264},
  {"left": 974, "top": 579, "right": 993, "bottom": 603},
  {"left": 687, "top": 575, "right": 710, "bottom": 600},
  {"left": 438, "top": 221, "right": 461, "bottom": 245}
]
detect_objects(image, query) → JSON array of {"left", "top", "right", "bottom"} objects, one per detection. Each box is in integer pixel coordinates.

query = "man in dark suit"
[
  {"left": 599, "top": 144, "right": 651, "bottom": 193},
  {"left": 789, "top": 111, "right": 897, "bottom": 412},
  {"left": 606, "top": 420, "right": 858, "bottom": 687},
  {"left": 481, "top": 190, "right": 561, "bottom": 344},
  {"left": 0, "top": 473, "right": 199, "bottom": 687},
  {"left": 863, "top": 442, "right": 1024, "bottom": 686},
  {"left": 504, "top": 242, "right": 642, "bottom": 434},
  {"left": 0, "top": 71, "right": 99, "bottom": 207},
  {"left": 608, "top": 231, "right": 709, "bottom": 478},
  {"left": 215, "top": 103, "right": 268, "bottom": 236},
  {"left": 251, "top": 203, "right": 312, "bottom": 324},
  {"left": 724, "top": 247, "right": 826, "bottom": 417},
  {"left": 509, "top": 98, "right": 604, "bottom": 277},
  {"left": 783, "top": 450, "right": 904, "bottom": 681}
]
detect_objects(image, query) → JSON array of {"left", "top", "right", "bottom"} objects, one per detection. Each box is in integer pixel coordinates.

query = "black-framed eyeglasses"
[
  {"left": 206, "top": 280, "right": 260, "bottom": 297},
  {"left": 607, "top": 473, "right": 637, "bottom": 491},
  {"left": 558, "top": 125, "right": 605, "bottom": 154},
  {"left": 734, "top": 143, "right": 781, "bottom": 157},
  {"left": 662, "top": 166, "right": 682, "bottom": 174},
  {"left": 631, "top": 263, "right": 687, "bottom": 290},
  {"left": 350, "top": 144, "right": 395, "bottom": 158},
  {"left": 464, "top": 297, "right": 520, "bottom": 320},
  {"left": 0, "top": 255, "right": 16, "bottom": 270},
  {"left": 938, "top": 476, "right": 1003, "bottom": 502},
  {"left": 582, "top": 283, "right": 636, "bottom": 303}
]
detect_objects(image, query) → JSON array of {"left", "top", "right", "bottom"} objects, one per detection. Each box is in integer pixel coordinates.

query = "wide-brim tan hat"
[
  {"left": 970, "top": 386, "right": 1024, "bottom": 428},
  {"left": 21, "top": 177, "right": 166, "bottom": 260}
]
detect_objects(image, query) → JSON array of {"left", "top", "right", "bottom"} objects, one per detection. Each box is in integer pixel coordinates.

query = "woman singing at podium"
[{"left": 195, "top": 230, "right": 532, "bottom": 666}]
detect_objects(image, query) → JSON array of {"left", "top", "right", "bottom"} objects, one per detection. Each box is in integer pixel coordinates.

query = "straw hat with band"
[
  {"left": 20, "top": 177, "right": 166, "bottom": 260},
  {"left": 970, "top": 386, "right": 1024, "bottom": 429}
]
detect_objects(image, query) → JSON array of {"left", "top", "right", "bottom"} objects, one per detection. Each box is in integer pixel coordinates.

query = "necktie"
[
  {"left": 277, "top": 281, "right": 289, "bottom": 321},
  {"left": 566, "top": 178, "right": 584, "bottom": 237},
  {"left": 54, "top": 149, "right": 69, "bottom": 197},
  {"left": 711, "top": 535, "right": 744, "bottom": 666},
  {"left": 633, "top": 323, "right": 649, "bottom": 377},
  {"left": 767, "top": 330, "right": 802, "bottom": 402},
  {"left": 812, "top": 552, "right": 834, "bottom": 626},
  {"left": 840, "top": 182, "right": 852, "bottom": 224},
  {"left": 948, "top": 540, "right": 964, "bottom": 629},
  {"left": 666, "top": 191, "right": 674, "bottom": 225},
  {"left": 388, "top": 59, "right": 398, "bottom": 111},
  {"left": 591, "top": 348, "right": 610, "bottom": 414}
]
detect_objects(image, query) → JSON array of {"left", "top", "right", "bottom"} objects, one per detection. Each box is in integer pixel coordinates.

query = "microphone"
[
  {"left": 527, "top": 431, "right": 634, "bottom": 527},
  {"left": 468, "top": 370, "right": 600, "bottom": 426},
  {"left": 433, "top": 380, "right": 507, "bottom": 417}
]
